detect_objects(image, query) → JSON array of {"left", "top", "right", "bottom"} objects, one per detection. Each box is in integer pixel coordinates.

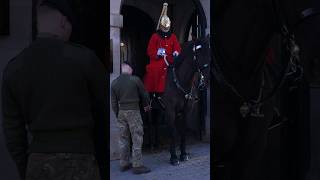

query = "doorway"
[{"left": 120, "top": 5, "right": 155, "bottom": 79}]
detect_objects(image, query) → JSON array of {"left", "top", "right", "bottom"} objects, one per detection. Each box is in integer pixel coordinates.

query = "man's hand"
[{"left": 144, "top": 105, "right": 152, "bottom": 112}]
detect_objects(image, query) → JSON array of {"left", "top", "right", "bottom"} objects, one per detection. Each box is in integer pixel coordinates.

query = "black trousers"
[{"left": 26, "top": 153, "right": 100, "bottom": 180}]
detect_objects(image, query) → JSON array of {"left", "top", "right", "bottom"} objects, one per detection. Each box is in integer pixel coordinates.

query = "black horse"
[
  {"left": 147, "top": 36, "right": 210, "bottom": 166},
  {"left": 213, "top": 0, "right": 320, "bottom": 179}
]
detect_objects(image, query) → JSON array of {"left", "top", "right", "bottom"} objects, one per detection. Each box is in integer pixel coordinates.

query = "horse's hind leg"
[
  {"left": 167, "top": 111, "right": 179, "bottom": 166},
  {"left": 152, "top": 108, "right": 162, "bottom": 149}
]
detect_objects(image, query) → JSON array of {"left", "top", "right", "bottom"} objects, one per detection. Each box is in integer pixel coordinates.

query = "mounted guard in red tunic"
[{"left": 143, "top": 3, "right": 181, "bottom": 93}]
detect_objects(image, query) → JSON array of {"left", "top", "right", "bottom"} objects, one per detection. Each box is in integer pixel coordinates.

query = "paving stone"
[{"left": 110, "top": 143, "right": 210, "bottom": 180}]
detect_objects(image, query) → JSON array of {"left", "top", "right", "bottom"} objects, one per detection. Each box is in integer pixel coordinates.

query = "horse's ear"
[{"left": 200, "top": 34, "right": 210, "bottom": 46}]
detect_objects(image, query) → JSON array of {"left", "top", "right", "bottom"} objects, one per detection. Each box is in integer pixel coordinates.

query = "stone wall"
[{"left": 200, "top": 0, "right": 210, "bottom": 141}]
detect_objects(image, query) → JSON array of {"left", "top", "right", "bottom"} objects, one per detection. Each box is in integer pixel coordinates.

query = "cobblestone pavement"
[{"left": 110, "top": 143, "right": 210, "bottom": 180}]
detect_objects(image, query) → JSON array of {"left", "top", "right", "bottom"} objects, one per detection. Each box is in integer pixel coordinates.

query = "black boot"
[
  {"left": 170, "top": 156, "right": 180, "bottom": 166},
  {"left": 120, "top": 163, "right": 132, "bottom": 172},
  {"left": 132, "top": 166, "right": 151, "bottom": 174},
  {"left": 180, "top": 153, "right": 190, "bottom": 161}
]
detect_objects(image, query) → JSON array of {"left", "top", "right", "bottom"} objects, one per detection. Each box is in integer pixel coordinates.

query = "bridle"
[
  {"left": 211, "top": 0, "right": 318, "bottom": 118},
  {"left": 169, "top": 40, "right": 209, "bottom": 100},
  {"left": 150, "top": 40, "right": 209, "bottom": 110}
]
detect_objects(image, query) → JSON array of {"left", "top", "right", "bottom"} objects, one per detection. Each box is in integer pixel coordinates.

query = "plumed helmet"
[{"left": 157, "top": 3, "right": 171, "bottom": 32}]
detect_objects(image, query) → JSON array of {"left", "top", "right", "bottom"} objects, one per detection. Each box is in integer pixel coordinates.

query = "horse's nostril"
[
  {"left": 312, "top": 58, "right": 320, "bottom": 74},
  {"left": 312, "top": 58, "right": 320, "bottom": 83},
  {"left": 312, "top": 58, "right": 320, "bottom": 70}
]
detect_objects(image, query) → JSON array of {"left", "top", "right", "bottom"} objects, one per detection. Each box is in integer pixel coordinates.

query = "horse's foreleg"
[
  {"left": 180, "top": 133, "right": 186, "bottom": 155},
  {"left": 167, "top": 111, "right": 179, "bottom": 165},
  {"left": 179, "top": 132, "right": 190, "bottom": 161},
  {"left": 178, "top": 113, "right": 190, "bottom": 161},
  {"left": 149, "top": 109, "right": 156, "bottom": 149}
]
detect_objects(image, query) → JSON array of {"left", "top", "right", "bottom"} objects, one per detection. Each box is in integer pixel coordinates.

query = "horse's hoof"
[
  {"left": 170, "top": 158, "right": 180, "bottom": 166},
  {"left": 180, "top": 154, "right": 190, "bottom": 161}
]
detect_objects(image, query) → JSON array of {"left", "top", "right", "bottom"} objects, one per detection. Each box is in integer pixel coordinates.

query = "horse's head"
[
  {"left": 188, "top": 35, "right": 211, "bottom": 90},
  {"left": 213, "top": 0, "right": 320, "bottom": 88},
  {"left": 278, "top": 0, "right": 320, "bottom": 85}
]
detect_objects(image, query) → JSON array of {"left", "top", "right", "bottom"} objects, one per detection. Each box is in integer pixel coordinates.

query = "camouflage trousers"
[
  {"left": 26, "top": 153, "right": 100, "bottom": 180},
  {"left": 117, "top": 110, "right": 144, "bottom": 167}
]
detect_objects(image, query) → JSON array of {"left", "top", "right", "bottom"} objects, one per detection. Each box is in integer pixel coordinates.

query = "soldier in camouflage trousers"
[{"left": 111, "top": 62, "right": 151, "bottom": 174}]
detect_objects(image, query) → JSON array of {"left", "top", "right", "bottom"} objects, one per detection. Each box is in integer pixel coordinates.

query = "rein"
[{"left": 168, "top": 42, "right": 209, "bottom": 100}]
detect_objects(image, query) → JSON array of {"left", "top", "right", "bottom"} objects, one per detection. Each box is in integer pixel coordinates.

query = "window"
[{"left": 0, "top": 0, "right": 9, "bottom": 35}]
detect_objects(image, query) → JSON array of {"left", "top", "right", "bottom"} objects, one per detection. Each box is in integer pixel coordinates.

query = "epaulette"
[
  {"left": 66, "top": 42, "right": 94, "bottom": 56},
  {"left": 67, "top": 41, "right": 88, "bottom": 49},
  {"left": 5, "top": 48, "right": 26, "bottom": 67},
  {"left": 6, "top": 56, "right": 17, "bottom": 65},
  {"left": 2, "top": 55, "right": 19, "bottom": 77},
  {"left": 111, "top": 77, "right": 120, "bottom": 85},
  {"left": 130, "top": 75, "right": 139, "bottom": 81}
]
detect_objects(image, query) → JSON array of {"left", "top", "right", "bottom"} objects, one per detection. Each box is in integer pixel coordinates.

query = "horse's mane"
[
  {"left": 173, "top": 41, "right": 193, "bottom": 67},
  {"left": 213, "top": 0, "right": 234, "bottom": 18},
  {"left": 174, "top": 37, "right": 210, "bottom": 68}
]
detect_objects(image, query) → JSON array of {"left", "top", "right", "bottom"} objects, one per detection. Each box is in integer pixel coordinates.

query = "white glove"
[
  {"left": 157, "top": 48, "right": 166, "bottom": 57},
  {"left": 173, "top": 51, "right": 179, "bottom": 57}
]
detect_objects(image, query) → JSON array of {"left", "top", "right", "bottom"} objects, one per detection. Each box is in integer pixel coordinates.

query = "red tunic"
[{"left": 143, "top": 32, "right": 181, "bottom": 92}]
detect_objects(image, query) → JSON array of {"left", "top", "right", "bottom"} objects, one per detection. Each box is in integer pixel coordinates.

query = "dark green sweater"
[
  {"left": 111, "top": 74, "right": 149, "bottom": 116},
  {"left": 1, "top": 34, "right": 108, "bottom": 178}
]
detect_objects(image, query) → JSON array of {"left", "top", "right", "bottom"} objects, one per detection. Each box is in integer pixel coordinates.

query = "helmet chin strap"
[{"left": 160, "top": 27, "right": 170, "bottom": 33}]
